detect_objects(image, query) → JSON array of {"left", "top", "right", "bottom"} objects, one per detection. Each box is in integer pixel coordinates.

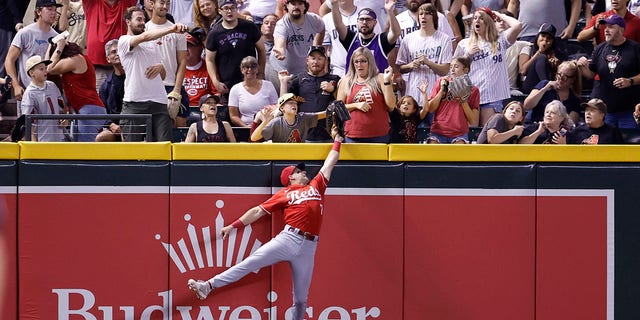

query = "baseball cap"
[
  {"left": 36, "top": 0, "right": 63, "bottom": 7},
  {"left": 186, "top": 33, "right": 201, "bottom": 46},
  {"left": 603, "top": 14, "right": 626, "bottom": 28},
  {"left": 280, "top": 163, "right": 305, "bottom": 186},
  {"left": 285, "top": 0, "right": 308, "bottom": 3},
  {"left": 199, "top": 94, "right": 220, "bottom": 107},
  {"left": 581, "top": 98, "right": 607, "bottom": 114},
  {"left": 358, "top": 8, "right": 377, "bottom": 21},
  {"left": 307, "top": 45, "right": 326, "bottom": 57},
  {"left": 25, "top": 55, "right": 52, "bottom": 73},
  {"left": 218, "top": 0, "right": 236, "bottom": 7},
  {"left": 538, "top": 23, "right": 557, "bottom": 37},
  {"left": 277, "top": 93, "right": 303, "bottom": 109}
]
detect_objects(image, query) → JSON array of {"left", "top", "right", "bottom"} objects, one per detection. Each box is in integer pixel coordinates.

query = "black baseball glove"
[{"left": 325, "top": 100, "right": 351, "bottom": 137}]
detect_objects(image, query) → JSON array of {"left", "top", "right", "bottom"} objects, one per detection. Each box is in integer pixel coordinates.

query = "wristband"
[
  {"left": 629, "top": 78, "right": 635, "bottom": 86},
  {"left": 231, "top": 219, "right": 244, "bottom": 228},
  {"left": 332, "top": 140, "right": 341, "bottom": 152}
]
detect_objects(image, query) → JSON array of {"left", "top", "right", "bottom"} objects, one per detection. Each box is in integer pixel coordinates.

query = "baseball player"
[{"left": 188, "top": 132, "right": 345, "bottom": 320}]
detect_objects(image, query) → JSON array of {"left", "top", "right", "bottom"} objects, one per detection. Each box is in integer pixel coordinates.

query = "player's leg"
[
  {"left": 289, "top": 241, "right": 318, "bottom": 320},
  {"left": 188, "top": 232, "right": 294, "bottom": 299}
]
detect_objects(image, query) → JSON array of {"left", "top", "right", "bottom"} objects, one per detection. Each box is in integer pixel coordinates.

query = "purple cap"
[
  {"left": 603, "top": 14, "right": 626, "bottom": 28},
  {"left": 358, "top": 8, "right": 377, "bottom": 21}
]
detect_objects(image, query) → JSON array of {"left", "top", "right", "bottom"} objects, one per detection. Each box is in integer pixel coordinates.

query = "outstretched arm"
[
  {"left": 319, "top": 133, "right": 345, "bottom": 182},
  {"left": 220, "top": 206, "right": 268, "bottom": 239}
]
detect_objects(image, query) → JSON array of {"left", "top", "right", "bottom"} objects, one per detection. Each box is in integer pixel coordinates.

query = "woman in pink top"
[
  {"left": 47, "top": 37, "right": 106, "bottom": 142},
  {"left": 336, "top": 47, "right": 396, "bottom": 143}
]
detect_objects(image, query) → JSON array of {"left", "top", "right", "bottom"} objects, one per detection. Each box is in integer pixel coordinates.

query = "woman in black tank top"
[{"left": 185, "top": 95, "right": 236, "bottom": 142}]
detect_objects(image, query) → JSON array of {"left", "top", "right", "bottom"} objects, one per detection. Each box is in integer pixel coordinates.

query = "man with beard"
[
  {"left": 206, "top": 0, "right": 265, "bottom": 101},
  {"left": 118, "top": 6, "right": 188, "bottom": 141},
  {"left": 321, "top": 0, "right": 381, "bottom": 77},
  {"left": 278, "top": 46, "right": 341, "bottom": 142},
  {"left": 5, "top": 0, "right": 60, "bottom": 114},
  {"left": 577, "top": 0, "right": 640, "bottom": 45},
  {"left": 577, "top": 14, "right": 640, "bottom": 128},
  {"left": 331, "top": 0, "right": 401, "bottom": 73},
  {"left": 268, "top": 0, "right": 325, "bottom": 93},
  {"left": 146, "top": 0, "right": 190, "bottom": 127},
  {"left": 567, "top": 98, "right": 623, "bottom": 144}
]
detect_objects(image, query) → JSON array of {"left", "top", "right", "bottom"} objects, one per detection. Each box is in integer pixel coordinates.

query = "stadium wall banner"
[{"left": 7, "top": 157, "right": 640, "bottom": 320}]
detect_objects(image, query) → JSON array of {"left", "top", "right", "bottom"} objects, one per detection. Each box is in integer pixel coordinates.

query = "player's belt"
[{"left": 285, "top": 225, "right": 319, "bottom": 242}]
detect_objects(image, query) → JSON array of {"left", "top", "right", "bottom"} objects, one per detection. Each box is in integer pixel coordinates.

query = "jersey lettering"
[{"left": 286, "top": 186, "right": 322, "bottom": 205}]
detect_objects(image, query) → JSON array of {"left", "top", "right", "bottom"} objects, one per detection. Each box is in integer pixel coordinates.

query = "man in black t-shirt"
[
  {"left": 567, "top": 98, "right": 624, "bottom": 144},
  {"left": 205, "top": 0, "right": 266, "bottom": 99}
]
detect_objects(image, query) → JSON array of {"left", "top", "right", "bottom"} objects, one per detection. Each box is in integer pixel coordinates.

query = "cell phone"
[{"left": 558, "top": 128, "right": 568, "bottom": 136}]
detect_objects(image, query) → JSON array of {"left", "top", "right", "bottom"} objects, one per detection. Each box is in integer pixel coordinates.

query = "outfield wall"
[{"left": 1, "top": 142, "right": 639, "bottom": 320}]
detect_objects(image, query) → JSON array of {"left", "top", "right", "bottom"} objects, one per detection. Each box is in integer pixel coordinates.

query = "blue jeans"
[
  {"left": 480, "top": 101, "right": 504, "bottom": 113},
  {"left": 345, "top": 134, "right": 390, "bottom": 143},
  {"left": 605, "top": 112, "right": 638, "bottom": 129},
  {"left": 427, "top": 132, "right": 469, "bottom": 144},
  {"left": 76, "top": 105, "right": 107, "bottom": 142}
]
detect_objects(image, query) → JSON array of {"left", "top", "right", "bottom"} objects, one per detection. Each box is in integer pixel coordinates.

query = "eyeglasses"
[
  {"left": 219, "top": 6, "right": 237, "bottom": 12},
  {"left": 358, "top": 17, "right": 374, "bottom": 23},
  {"left": 242, "top": 64, "right": 258, "bottom": 69},
  {"left": 353, "top": 59, "right": 368, "bottom": 64},
  {"left": 556, "top": 73, "right": 575, "bottom": 81}
]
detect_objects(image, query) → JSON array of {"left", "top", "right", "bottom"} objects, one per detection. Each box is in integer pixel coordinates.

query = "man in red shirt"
[
  {"left": 188, "top": 131, "right": 345, "bottom": 320},
  {"left": 83, "top": 0, "right": 137, "bottom": 90},
  {"left": 577, "top": 0, "right": 640, "bottom": 44}
]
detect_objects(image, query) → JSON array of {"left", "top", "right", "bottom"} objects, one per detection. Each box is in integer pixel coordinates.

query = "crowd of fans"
[{"left": 2, "top": 0, "right": 640, "bottom": 144}]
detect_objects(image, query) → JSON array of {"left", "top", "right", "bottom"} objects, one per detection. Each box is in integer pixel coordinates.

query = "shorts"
[
  {"left": 427, "top": 132, "right": 469, "bottom": 144},
  {"left": 480, "top": 100, "right": 504, "bottom": 113}
]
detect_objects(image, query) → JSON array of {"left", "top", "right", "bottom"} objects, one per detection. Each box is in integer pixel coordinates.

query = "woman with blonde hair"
[
  {"left": 336, "top": 47, "right": 396, "bottom": 143},
  {"left": 453, "top": 7, "right": 521, "bottom": 126},
  {"left": 523, "top": 60, "right": 582, "bottom": 124},
  {"left": 228, "top": 56, "right": 278, "bottom": 128}
]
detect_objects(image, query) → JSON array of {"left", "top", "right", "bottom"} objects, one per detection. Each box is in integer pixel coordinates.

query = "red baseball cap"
[{"left": 280, "top": 163, "right": 305, "bottom": 186}]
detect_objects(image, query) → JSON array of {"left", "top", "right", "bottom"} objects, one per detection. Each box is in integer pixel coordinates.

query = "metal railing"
[{"left": 24, "top": 114, "right": 153, "bottom": 142}]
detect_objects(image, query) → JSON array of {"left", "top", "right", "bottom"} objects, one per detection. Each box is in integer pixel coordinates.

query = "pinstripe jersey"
[
  {"left": 454, "top": 33, "right": 512, "bottom": 104},
  {"left": 396, "top": 30, "right": 453, "bottom": 105}
]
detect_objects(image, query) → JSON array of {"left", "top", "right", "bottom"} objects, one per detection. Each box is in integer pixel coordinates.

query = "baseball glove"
[
  {"left": 167, "top": 91, "right": 182, "bottom": 119},
  {"left": 325, "top": 100, "right": 351, "bottom": 137},
  {"left": 447, "top": 75, "right": 473, "bottom": 101}
]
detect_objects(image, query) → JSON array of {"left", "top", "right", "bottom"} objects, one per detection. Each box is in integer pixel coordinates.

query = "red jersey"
[
  {"left": 184, "top": 61, "right": 217, "bottom": 107},
  {"left": 344, "top": 82, "right": 390, "bottom": 138},
  {"left": 259, "top": 172, "right": 328, "bottom": 235},
  {"left": 84, "top": 0, "right": 136, "bottom": 65},
  {"left": 429, "top": 78, "right": 480, "bottom": 138}
]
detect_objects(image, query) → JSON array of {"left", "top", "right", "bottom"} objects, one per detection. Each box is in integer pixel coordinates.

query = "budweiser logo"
[{"left": 155, "top": 200, "right": 263, "bottom": 273}]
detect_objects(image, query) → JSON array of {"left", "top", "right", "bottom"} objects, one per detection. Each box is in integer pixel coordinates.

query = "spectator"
[
  {"left": 634, "top": 102, "right": 640, "bottom": 124},
  {"left": 523, "top": 60, "right": 582, "bottom": 124},
  {"left": 320, "top": 0, "right": 388, "bottom": 28},
  {"left": 99, "top": 39, "right": 125, "bottom": 116},
  {"left": 46, "top": 38, "right": 107, "bottom": 142},
  {"left": 5, "top": 0, "right": 60, "bottom": 112},
  {"left": 243, "top": 0, "right": 278, "bottom": 24},
  {"left": 95, "top": 122, "right": 123, "bottom": 141},
  {"left": 268, "top": 0, "right": 325, "bottom": 93},
  {"left": 396, "top": 3, "right": 453, "bottom": 107},
  {"left": 21, "top": 55, "right": 66, "bottom": 142},
  {"left": 183, "top": 29, "right": 216, "bottom": 109},
  {"left": 250, "top": 93, "right": 326, "bottom": 142},
  {"left": 495, "top": 9, "right": 529, "bottom": 94},
  {"left": 389, "top": 89, "right": 429, "bottom": 143},
  {"left": 427, "top": 57, "right": 480, "bottom": 143},
  {"left": 519, "top": 23, "right": 564, "bottom": 94},
  {"left": 278, "top": 46, "right": 341, "bottom": 142},
  {"left": 453, "top": 7, "right": 521, "bottom": 126},
  {"left": 118, "top": 6, "right": 188, "bottom": 141},
  {"left": 261, "top": 13, "right": 278, "bottom": 58},
  {"left": 193, "top": 0, "right": 220, "bottom": 32},
  {"left": 461, "top": 0, "right": 508, "bottom": 15},
  {"left": 169, "top": 0, "right": 195, "bottom": 26},
  {"left": 519, "top": 100, "right": 574, "bottom": 144},
  {"left": 84, "top": 0, "right": 137, "bottom": 91},
  {"left": 577, "top": 14, "right": 640, "bottom": 128},
  {"left": 147, "top": 0, "right": 190, "bottom": 127},
  {"left": 205, "top": 0, "right": 265, "bottom": 100},
  {"left": 185, "top": 94, "right": 236, "bottom": 142},
  {"left": 0, "top": 0, "right": 29, "bottom": 80},
  {"left": 509, "top": 0, "right": 581, "bottom": 43},
  {"left": 577, "top": 0, "right": 640, "bottom": 45},
  {"left": 476, "top": 100, "right": 525, "bottom": 144},
  {"left": 336, "top": 47, "right": 396, "bottom": 143},
  {"left": 139, "top": 0, "right": 175, "bottom": 22},
  {"left": 321, "top": 0, "right": 381, "bottom": 77},
  {"left": 331, "top": 0, "right": 400, "bottom": 74},
  {"left": 58, "top": 0, "right": 87, "bottom": 51},
  {"left": 249, "top": 104, "right": 277, "bottom": 142},
  {"left": 228, "top": 56, "right": 278, "bottom": 127},
  {"left": 567, "top": 98, "right": 624, "bottom": 144}
]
